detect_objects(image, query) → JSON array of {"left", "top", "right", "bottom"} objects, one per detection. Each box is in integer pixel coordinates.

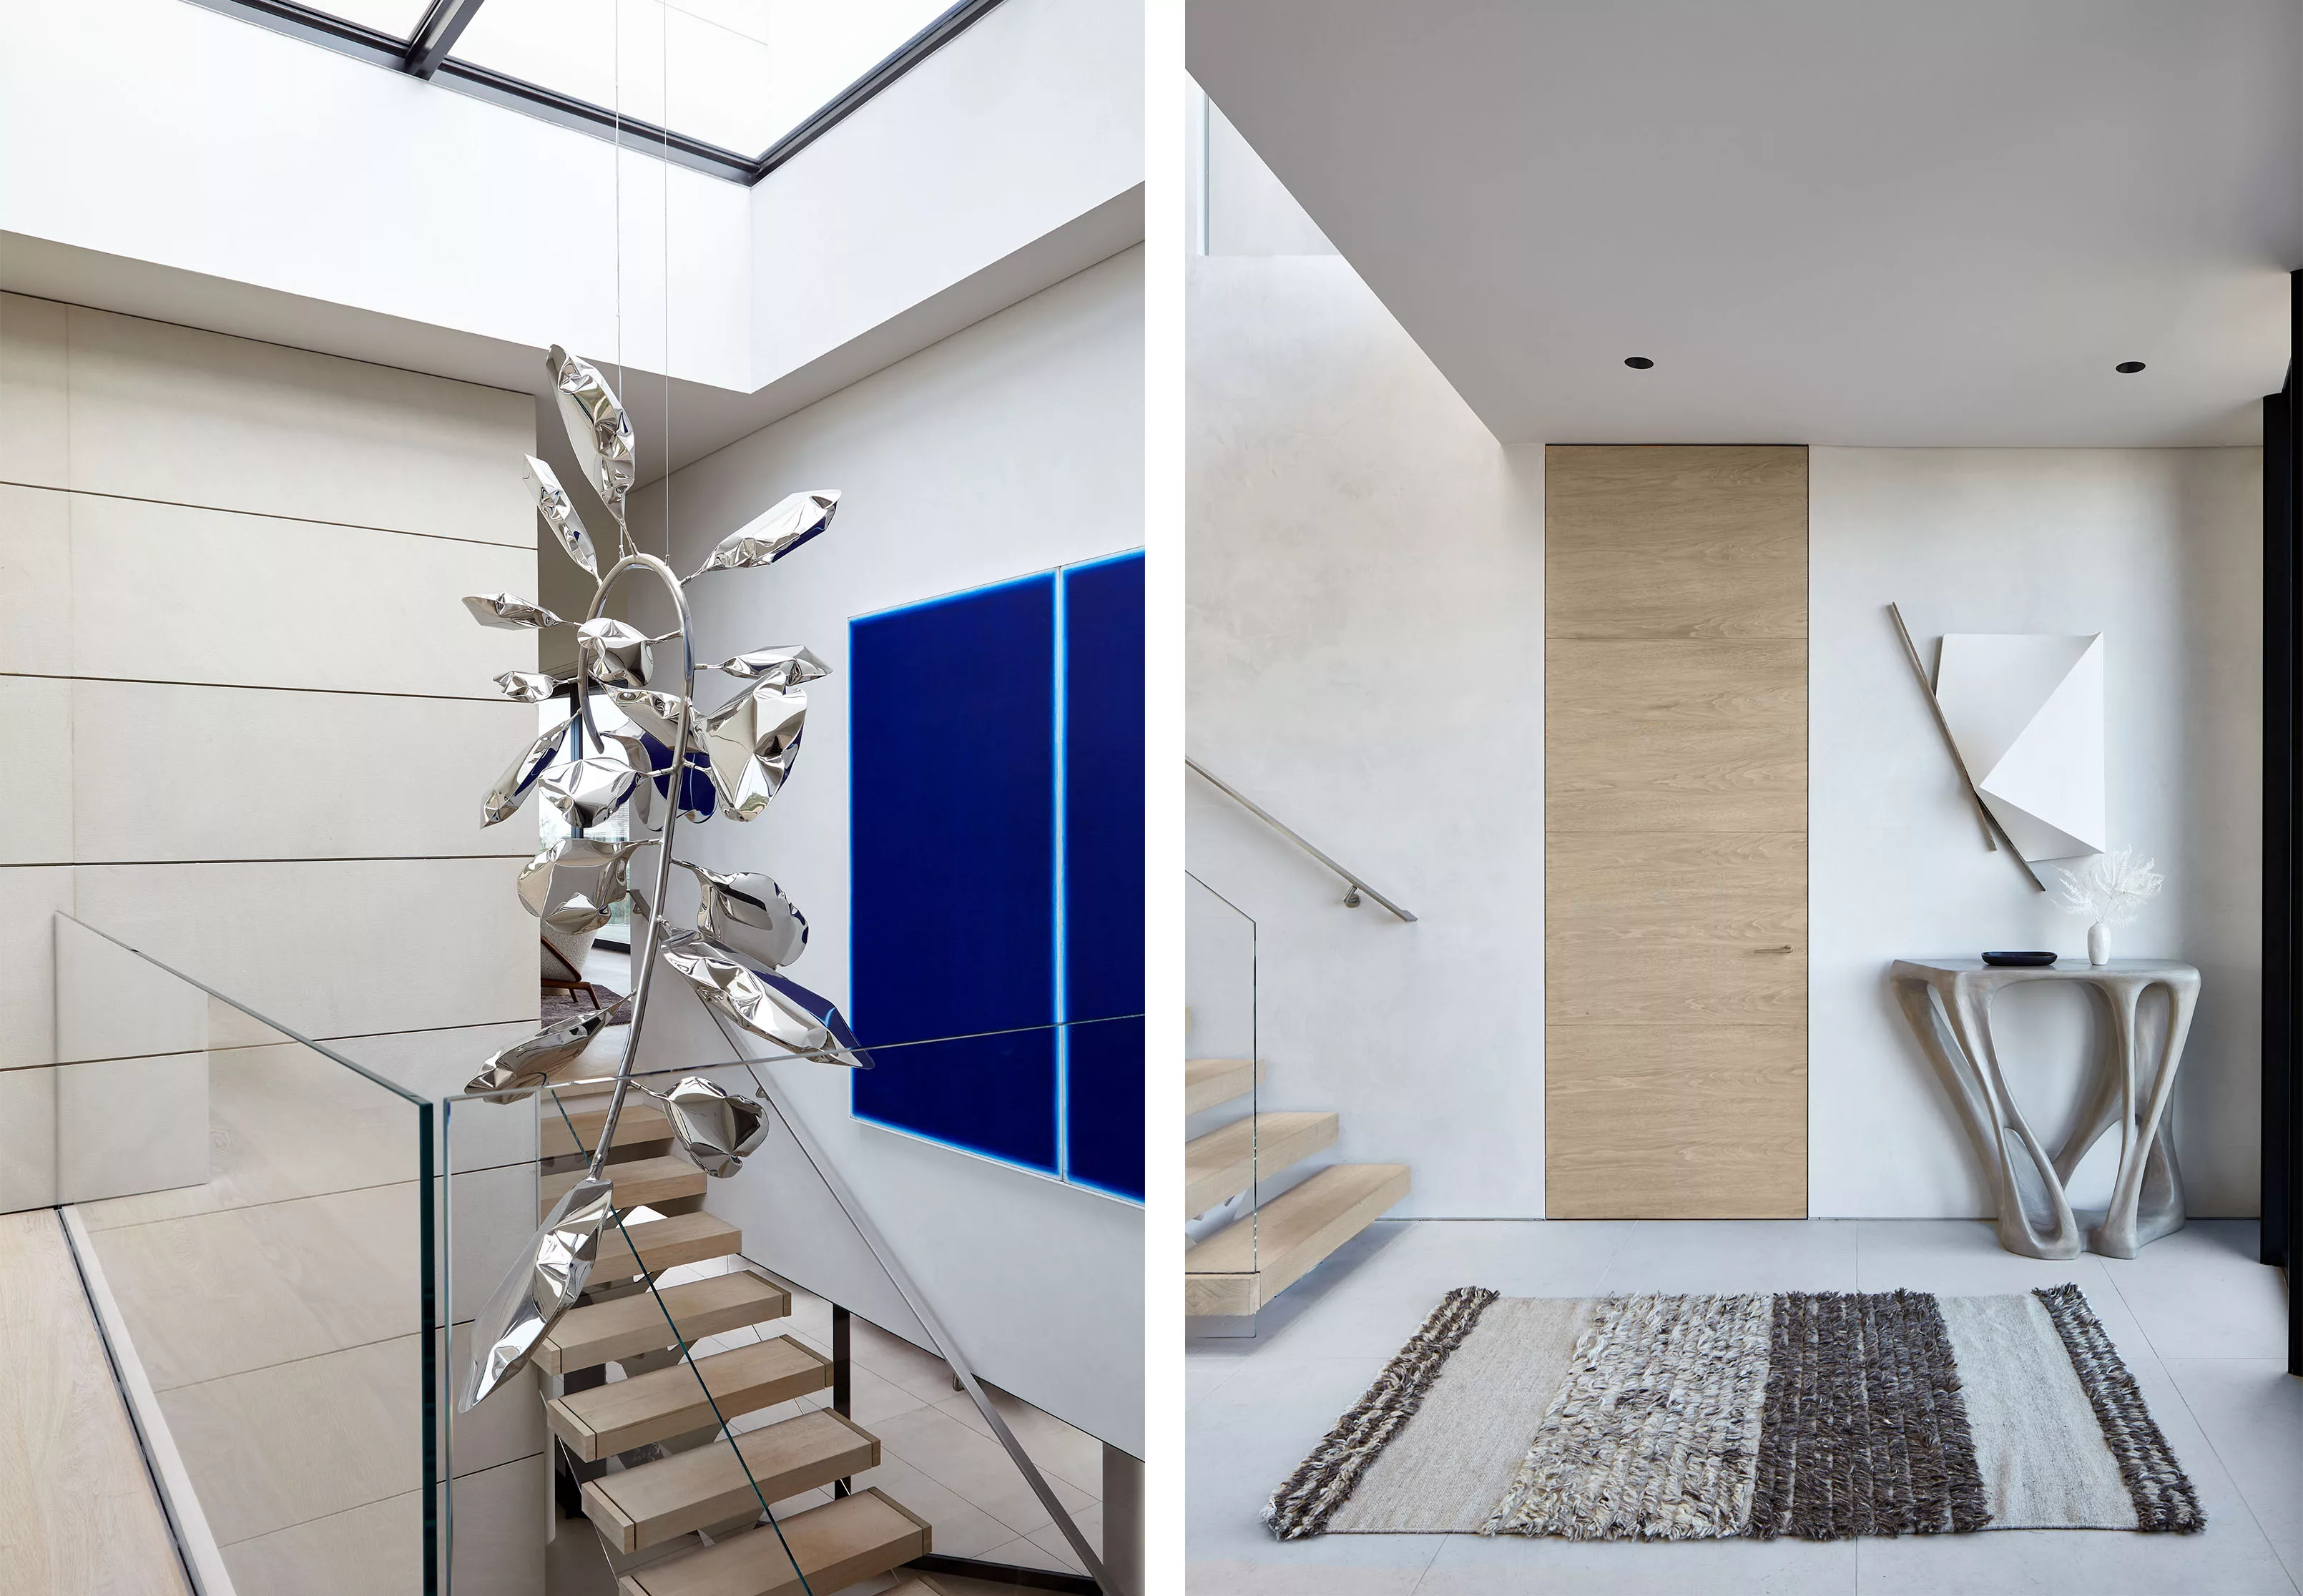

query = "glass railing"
[
  {"left": 44, "top": 906, "right": 1132, "bottom": 1595},
  {"left": 1184, "top": 872, "right": 1260, "bottom": 1328},
  {"left": 49, "top": 911, "right": 441, "bottom": 1595}
]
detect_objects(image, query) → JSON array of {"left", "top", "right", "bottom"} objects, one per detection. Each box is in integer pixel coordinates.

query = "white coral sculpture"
[{"left": 2054, "top": 847, "right": 2164, "bottom": 927}]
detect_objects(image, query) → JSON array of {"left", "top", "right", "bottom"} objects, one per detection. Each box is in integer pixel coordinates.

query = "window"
[{"left": 193, "top": 0, "right": 1002, "bottom": 182}]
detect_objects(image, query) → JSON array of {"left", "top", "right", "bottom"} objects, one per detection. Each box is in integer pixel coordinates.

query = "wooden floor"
[{"left": 0, "top": 1208, "right": 189, "bottom": 1596}]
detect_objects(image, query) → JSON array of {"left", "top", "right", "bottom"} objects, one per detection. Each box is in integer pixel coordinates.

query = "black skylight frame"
[{"left": 190, "top": 0, "right": 1008, "bottom": 184}]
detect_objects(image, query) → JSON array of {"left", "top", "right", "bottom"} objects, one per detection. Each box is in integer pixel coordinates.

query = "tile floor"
[{"left": 1187, "top": 1217, "right": 2302, "bottom": 1595}]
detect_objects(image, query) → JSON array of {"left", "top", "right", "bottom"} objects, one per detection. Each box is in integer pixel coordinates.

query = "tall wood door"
[{"left": 1544, "top": 445, "right": 1807, "bottom": 1218}]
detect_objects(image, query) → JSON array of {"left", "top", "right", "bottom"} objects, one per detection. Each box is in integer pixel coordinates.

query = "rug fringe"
[
  {"left": 1259, "top": 1285, "right": 1499, "bottom": 1540},
  {"left": 2033, "top": 1284, "right": 2205, "bottom": 1533}
]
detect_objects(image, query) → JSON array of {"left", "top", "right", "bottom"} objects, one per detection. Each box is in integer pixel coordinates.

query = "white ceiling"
[{"left": 1188, "top": 0, "right": 2302, "bottom": 447}]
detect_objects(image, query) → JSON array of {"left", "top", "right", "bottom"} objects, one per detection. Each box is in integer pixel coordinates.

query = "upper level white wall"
[
  {"left": 1191, "top": 87, "right": 1336, "bottom": 257},
  {"left": 1187, "top": 250, "right": 1548, "bottom": 1220},
  {"left": 629, "top": 247, "right": 1146, "bottom": 1452},
  {"left": 751, "top": 0, "right": 1144, "bottom": 384}
]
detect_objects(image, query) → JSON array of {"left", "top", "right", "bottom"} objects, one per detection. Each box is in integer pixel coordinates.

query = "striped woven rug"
[{"left": 1265, "top": 1286, "right": 2203, "bottom": 1542}]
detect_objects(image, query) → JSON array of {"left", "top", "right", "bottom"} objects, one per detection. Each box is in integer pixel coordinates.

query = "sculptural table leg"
[
  {"left": 2092, "top": 977, "right": 2194, "bottom": 1259},
  {"left": 1895, "top": 973, "right": 2081, "bottom": 1261},
  {"left": 2053, "top": 1012, "right": 2126, "bottom": 1192}
]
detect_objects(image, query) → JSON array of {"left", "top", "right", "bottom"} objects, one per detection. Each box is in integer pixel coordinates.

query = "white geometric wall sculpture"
[{"left": 1933, "top": 633, "right": 2106, "bottom": 862}]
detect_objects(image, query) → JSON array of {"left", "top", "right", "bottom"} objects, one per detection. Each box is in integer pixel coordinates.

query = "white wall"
[
  {"left": 0, "top": 294, "right": 542, "bottom": 1181},
  {"left": 1810, "top": 446, "right": 2262, "bottom": 1218},
  {"left": 750, "top": 0, "right": 1144, "bottom": 385},
  {"left": 627, "top": 247, "right": 1146, "bottom": 1452},
  {"left": 1194, "top": 89, "right": 1337, "bottom": 258},
  {"left": 1185, "top": 252, "right": 1548, "bottom": 1219},
  {"left": 0, "top": 292, "right": 547, "bottom": 1589}
]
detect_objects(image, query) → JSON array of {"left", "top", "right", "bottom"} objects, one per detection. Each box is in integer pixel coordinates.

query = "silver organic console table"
[{"left": 1890, "top": 958, "right": 2199, "bottom": 1261}]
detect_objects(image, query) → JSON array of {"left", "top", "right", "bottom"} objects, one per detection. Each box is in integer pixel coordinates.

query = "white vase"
[{"left": 2088, "top": 922, "right": 2111, "bottom": 966}]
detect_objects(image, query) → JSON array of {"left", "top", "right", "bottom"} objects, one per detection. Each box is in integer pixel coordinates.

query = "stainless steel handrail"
[{"left": 1186, "top": 759, "right": 1418, "bottom": 922}]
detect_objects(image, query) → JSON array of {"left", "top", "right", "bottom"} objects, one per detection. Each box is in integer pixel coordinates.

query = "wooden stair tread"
[
  {"left": 617, "top": 1487, "right": 930, "bottom": 1596},
  {"left": 549, "top": 1336, "right": 831, "bottom": 1462},
  {"left": 543, "top": 1155, "right": 707, "bottom": 1216},
  {"left": 544, "top": 1100, "right": 673, "bottom": 1159},
  {"left": 1186, "top": 1057, "right": 1259, "bottom": 1116},
  {"left": 1187, "top": 1163, "right": 1411, "bottom": 1316},
  {"left": 1184, "top": 1111, "right": 1337, "bottom": 1216},
  {"left": 581, "top": 1409, "right": 877, "bottom": 1552},
  {"left": 543, "top": 1271, "right": 791, "bottom": 1376},
  {"left": 593, "top": 1212, "right": 744, "bottom": 1280}
]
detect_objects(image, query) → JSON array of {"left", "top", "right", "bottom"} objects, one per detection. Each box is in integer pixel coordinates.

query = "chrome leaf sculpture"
[
  {"left": 458, "top": 344, "right": 863, "bottom": 1412},
  {"left": 642, "top": 1075, "right": 770, "bottom": 1178}
]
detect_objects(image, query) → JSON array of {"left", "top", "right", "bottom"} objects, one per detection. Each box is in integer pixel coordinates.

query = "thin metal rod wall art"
[{"left": 459, "top": 343, "right": 855, "bottom": 1413}]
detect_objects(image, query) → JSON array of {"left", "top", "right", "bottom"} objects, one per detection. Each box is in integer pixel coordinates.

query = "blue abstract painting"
[{"left": 849, "top": 552, "right": 1144, "bottom": 1199}]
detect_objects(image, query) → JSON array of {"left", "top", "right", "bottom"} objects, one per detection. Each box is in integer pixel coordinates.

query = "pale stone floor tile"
[
  {"left": 2097, "top": 1218, "right": 2289, "bottom": 1360},
  {"left": 161, "top": 1336, "right": 419, "bottom": 1545},
  {"left": 90, "top": 1181, "right": 421, "bottom": 1389},
  {"left": 1189, "top": 1354, "right": 1246, "bottom": 1411},
  {"left": 1191, "top": 1562, "right": 1435, "bottom": 1596},
  {"left": 842, "top": 1450, "right": 1019, "bottom": 1559},
  {"left": 687, "top": 1322, "right": 764, "bottom": 1359},
  {"left": 771, "top": 1279, "right": 835, "bottom": 1344},
  {"left": 850, "top": 1315, "right": 967, "bottom": 1404},
  {"left": 1023, "top": 1514, "right": 1094, "bottom": 1572},
  {"left": 222, "top": 1488, "right": 418, "bottom": 1596},
  {"left": 822, "top": 1362, "right": 929, "bottom": 1427},
  {"left": 1600, "top": 1217, "right": 1860, "bottom": 1294},
  {"left": 1418, "top": 1532, "right": 1855, "bottom": 1595},
  {"left": 981, "top": 1531, "right": 1076, "bottom": 1573},
  {"left": 1851, "top": 1218, "right": 2120, "bottom": 1299},
  {"left": 2163, "top": 1358, "right": 2303, "bottom": 1590},
  {"left": 653, "top": 1258, "right": 722, "bottom": 1289},
  {"left": 723, "top": 1389, "right": 825, "bottom": 1437},
  {"left": 871, "top": 1403, "right": 1096, "bottom": 1537},
  {"left": 930, "top": 1384, "right": 1106, "bottom": 1497}
]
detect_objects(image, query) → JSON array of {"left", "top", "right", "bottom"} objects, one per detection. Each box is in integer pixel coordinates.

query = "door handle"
[{"left": 1753, "top": 945, "right": 1794, "bottom": 954}]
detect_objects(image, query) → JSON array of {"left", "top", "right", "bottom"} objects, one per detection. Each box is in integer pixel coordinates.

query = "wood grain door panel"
[
  {"left": 1544, "top": 445, "right": 1808, "bottom": 1217},
  {"left": 1547, "top": 445, "right": 1809, "bottom": 641},
  {"left": 1548, "top": 640, "right": 1807, "bottom": 832},
  {"left": 1546, "top": 1026, "right": 1807, "bottom": 1218}
]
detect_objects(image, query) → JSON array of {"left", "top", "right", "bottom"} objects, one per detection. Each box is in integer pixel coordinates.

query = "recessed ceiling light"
[
  {"left": 2115, "top": 360, "right": 2146, "bottom": 374},
  {"left": 1624, "top": 356, "right": 1654, "bottom": 370}
]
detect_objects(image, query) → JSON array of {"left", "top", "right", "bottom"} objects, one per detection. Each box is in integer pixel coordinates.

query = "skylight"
[{"left": 196, "top": 0, "right": 998, "bottom": 182}]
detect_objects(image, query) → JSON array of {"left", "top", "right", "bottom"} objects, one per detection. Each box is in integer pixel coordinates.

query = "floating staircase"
[
  {"left": 542, "top": 1154, "right": 710, "bottom": 1218},
  {"left": 537, "top": 1080, "right": 936, "bottom": 1596},
  {"left": 616, "top": 1490, "right": 930, "bottom": 1596},
  {"left": 1183, "top": 1058, "right": 1409, "bottom": 1316}
]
